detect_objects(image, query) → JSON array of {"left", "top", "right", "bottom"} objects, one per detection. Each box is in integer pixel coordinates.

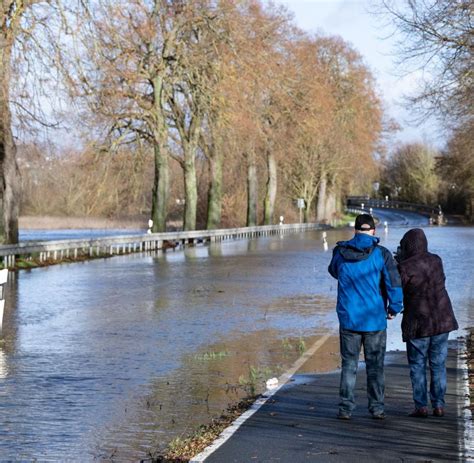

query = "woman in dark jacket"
[{"left": 397, "top": 228, "right": 458, "bottom": 418}]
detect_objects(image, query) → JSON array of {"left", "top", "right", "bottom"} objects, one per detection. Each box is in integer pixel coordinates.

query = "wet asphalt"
[{"left": 204, "top": 344, "right": 467, "bottom": 462}]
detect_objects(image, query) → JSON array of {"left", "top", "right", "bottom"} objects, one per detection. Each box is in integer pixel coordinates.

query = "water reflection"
[{"left": 0, "top": 347, "right": 7, "bottom": 378}]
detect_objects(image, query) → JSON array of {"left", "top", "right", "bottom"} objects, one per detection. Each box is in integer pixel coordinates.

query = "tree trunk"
[
  {"left": 206, "top": 149, "right": 223, "bottom": 230},
  {"left": 325, "top": 189, "right": 337, "bottom": 224},
  {"left": 150, "top": 76, "right": 169, "bottom": 232},
  {"left": 303, "top": 201, "right": 310, "bottom": 223},
  {"left": 0, "top": 37, "right": 19, "bottom": 244},
  {"left": 316, "top": 171, "right": 327, "bottom": 223},
  {"left": 151, "top": 141, "right": 169, "bottom": 232},
  {"left": 263, "top": 151, "right": 277, "bottom": 225},
  {"left": 183, "top": 144, "right": 198, "bottom": 231},
  {"left": 246, "top": 151, "right": 258, "bottom": 227}
]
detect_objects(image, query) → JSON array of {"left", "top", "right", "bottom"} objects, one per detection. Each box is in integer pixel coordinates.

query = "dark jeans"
[
  {"left": 406, "top": 332, "right": 449, "bottom": 409},
  {"left": 339, "top": 328, "right": 387, "bottom": 415}
]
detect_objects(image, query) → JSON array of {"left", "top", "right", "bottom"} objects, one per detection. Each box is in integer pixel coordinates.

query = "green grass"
[
  {"left": 238, "top": 365, "right": 274, "bottom": 396},
  {"left": 333, "top": 212, "right": 358, "bottom": 227},
  {"left": 297, "top": 337, "right": 306, "bottom": 354},
  {"left": 193, "top": 350, "right": 230, "bottom": 361}
]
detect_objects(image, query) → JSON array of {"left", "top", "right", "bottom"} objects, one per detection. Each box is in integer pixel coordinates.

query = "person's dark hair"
[{"left": 355, "top": 214, "right": 375, "bottom": 231}]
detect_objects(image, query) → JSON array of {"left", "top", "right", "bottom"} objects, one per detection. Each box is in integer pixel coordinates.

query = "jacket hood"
[
  {"left": 400, "top": 228, "right": 428, "bottom": 259},
  {"left": 337, "top": 233, "right": 379, "bottom": 261}
]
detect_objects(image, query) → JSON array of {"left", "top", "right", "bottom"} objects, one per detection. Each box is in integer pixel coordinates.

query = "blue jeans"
[
  {"left": 339, "top": 328, "right": 386, "bottom": 415},
  {"left": 406, "top": 332, "right": 449, "bottom": 409}
]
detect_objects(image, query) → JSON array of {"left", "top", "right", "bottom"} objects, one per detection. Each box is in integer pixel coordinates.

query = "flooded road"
[{"left": 1, "top": 216, "right": 472, "bottom": 460}]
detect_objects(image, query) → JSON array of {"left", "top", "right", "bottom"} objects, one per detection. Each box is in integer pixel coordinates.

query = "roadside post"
[
  {"left": 297, "top": 198, "right": 305, "bottom": 223},
  {"left": 0, "top": 268, "right": 8, "bottom": 333}
]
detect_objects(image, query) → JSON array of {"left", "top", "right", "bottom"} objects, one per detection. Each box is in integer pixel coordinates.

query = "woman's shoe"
[
  {"left": 337, "top": 411, "right": 351, "bottom": 420},
  {"left": 433, "top": 407, "right": 445, "bottom": 417},
  {"left": 409, "top": 407, "right": 428, "bottom": 417}
]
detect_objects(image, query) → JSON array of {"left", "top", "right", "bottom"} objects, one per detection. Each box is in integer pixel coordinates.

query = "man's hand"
[{"left": 387, "top": 308, "right": 398, "bottom": 320}]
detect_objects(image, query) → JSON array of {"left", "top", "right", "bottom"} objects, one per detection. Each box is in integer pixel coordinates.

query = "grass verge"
[
  {"left": 149, "top": 397, "right": 257, "bottom": 462},
  {"left": 1, "top": 253, "right": 118, "bottom": 271}
]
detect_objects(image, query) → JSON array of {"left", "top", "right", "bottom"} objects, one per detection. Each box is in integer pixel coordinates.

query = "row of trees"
[
  {"left": 3, "top": 0, "right": 472, "bottom": 243},
  {"left": 65, "top": 1, "right": 382, "bottom": 232},
  {"left": 379, "top": 0, "right": 473, "bottom": 218},
  {"left": 380, "top": 135, "right": 473, "bottom": 219},
  {"left": 3, "top": 0, "right": 383, "bottom": 242}
]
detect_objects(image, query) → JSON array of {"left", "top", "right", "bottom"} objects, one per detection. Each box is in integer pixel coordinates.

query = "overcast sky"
[{"left": 277, "top": 0, "right": 444, "bottom": 148}]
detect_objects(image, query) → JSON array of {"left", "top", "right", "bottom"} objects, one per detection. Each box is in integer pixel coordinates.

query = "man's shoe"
[
  {"left": 409, "top": 407, "right": 428, "bottom": 418},
  {"left": 433, "top": 407, "right": 445, "bottom": 417},
  {"left": 337, "top": 411, "right": 351, "bottom": 420},
  {"left": 372, "top": 412, "right": 386, "bottom": 420}
]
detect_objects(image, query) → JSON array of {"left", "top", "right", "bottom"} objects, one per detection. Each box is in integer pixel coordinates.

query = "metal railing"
[
  {"left": 346, "top": 197, "right": 438, "bottom": 215},
  {"left": 0, "top": 222, "right": 327, "bottom": 268}
]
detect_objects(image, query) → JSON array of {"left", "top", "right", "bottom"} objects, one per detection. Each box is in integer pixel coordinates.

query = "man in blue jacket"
[{"left": 328, "top": 213, "right": 403, "bottom": 420}]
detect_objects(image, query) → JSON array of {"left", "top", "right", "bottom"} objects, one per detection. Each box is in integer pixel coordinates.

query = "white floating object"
[
  {"left": 0, "top": 299, "right": 4, "bottom": 332},
  {"left": 0, "top": 268, "right": 7, "bottom": 332},
  {"left": 266, "top": 377, "right": 279, "bottom": 390},
  {"left": 0, "top": 269, "right": 7, "bottom": 285}
]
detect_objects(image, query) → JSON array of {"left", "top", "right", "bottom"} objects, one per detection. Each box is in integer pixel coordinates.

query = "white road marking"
[
  {"left": 458, "top": 337, "right": 474, "bottom": 462},
  {"left": 190, "top": 332, "right": 333, "bottom": 462}
]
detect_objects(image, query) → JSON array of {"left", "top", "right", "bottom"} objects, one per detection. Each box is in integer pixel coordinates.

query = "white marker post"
[
  {"left": 0, "top": 269, "right": 8, "bottom": 333},
  {"left": 322, "top": 231, "right": 328, "bottom": 251},
  {"left": 297, "top": 198, "right": 305, "bottom": 223}
]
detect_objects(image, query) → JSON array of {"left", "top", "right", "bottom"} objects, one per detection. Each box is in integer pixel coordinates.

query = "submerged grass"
[
  {"left": 150, "top": 362, "right": 280, "bottom": 462},
  {"left": 282, "top": 337, "right": 306, "bottom": 356},
  {"left": 193, "top": 350, "right": 230, "bottom": 361},
  {"left": 0, "top": 253, "right": 116, "bottom": 272},
  {"left": 238, "top": 365, "right": 274, "bottom": 396}
]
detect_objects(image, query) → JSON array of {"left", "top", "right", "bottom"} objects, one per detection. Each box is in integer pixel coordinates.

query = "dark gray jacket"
[{"left": 398, "top": 228, "right": 458, "bottom": 341}]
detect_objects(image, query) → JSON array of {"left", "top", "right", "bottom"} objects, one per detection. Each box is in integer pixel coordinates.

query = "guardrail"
[
  {"left": 346, "top": 197, "right": 438, "bottom": 215},
  {"left": 0, "top": 222, "right": 326, "bottom": 269}
]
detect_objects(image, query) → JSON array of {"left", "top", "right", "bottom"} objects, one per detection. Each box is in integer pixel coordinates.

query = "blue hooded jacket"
[{"left": 328, "top": 233, "right": 403, "bottom": 331}]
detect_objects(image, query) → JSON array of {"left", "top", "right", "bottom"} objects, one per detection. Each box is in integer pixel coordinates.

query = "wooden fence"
[{"left": 0, "top": 223, "right": 326, "bottom": 269}]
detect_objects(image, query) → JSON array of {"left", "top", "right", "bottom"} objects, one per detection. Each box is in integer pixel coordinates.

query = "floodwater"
[
  {"left": 20, "top": 228, "right": 144, "bottom": 241},
  {"left": 1, "top": 213, "right": 473, "bottom": 460}
]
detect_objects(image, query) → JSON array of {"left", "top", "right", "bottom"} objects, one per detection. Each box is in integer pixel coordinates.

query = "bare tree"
[
  {"left": 379, "top": 0, "right": 473, "bottom": 123},
  {"left": 438, "top": 121, "right": 474, "bottom": 218},
  {"left": 382, "top": 142, "right": 440, "bottom": 204},
  {"left": 61, "top": 0, "right": 201, "bottom": 232},
  {"left": 0, "top": 1, "right": 33, "bottom": 243},
  {"left": 1, "top": 1, "right": 58, "bottom": 243}
]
